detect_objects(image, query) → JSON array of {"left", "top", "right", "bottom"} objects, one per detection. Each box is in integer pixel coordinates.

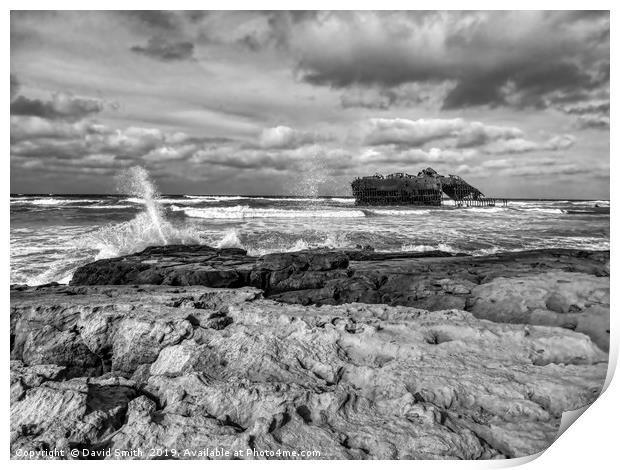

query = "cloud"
[
  {"left": 9, "top": 11, "right": 609, "bottom": 197},
  {"left": 482, "top": 135, "right": 575, "bottom": 155},
  {"left": 357, "top": 146, "right": 477, "bottom": 166},
  {"left": 122, "top": 11, "right": 180, "bottom": 31},
  {"left": 10, "top": 112, "right": 198, "bottom": 163},
  {"left": 340, "top": 82, "right": 453, "bottom": 110},
  {"left": 562, "top": 101, "right": 610, "bottom": 115},
  {"left": 130, "top": 37, "right": 195, "bottom": 61},
  {"left": 559, "top": 100, "right": 610, "bottom": 129},
  {"left": 272, "top": 11, "right": 609, "bottom": 110},
  {"left": 12, "top": 110, "right": 330, "bottom": 176},
  {"left": 10, "top": 74, "right": 20, "bottom": 100},
  {"left": 191, "top": 146, "right": 293, "bottom": 171},
  {"left": 359, "top": 118, "right": 523, "bottom": 148},
  {"left": 258, "top": 125, "right": 331, "bottom": 149},
  {"left": 10, "top": 92, "right": 104, "bottom": 121},
  {"left": 10, "top": 116, "right": 102, "bottom": 142},
  {"left": 481, "top": 156, "right": 558, "bottom": 170},
  {"left": 575, "top": 114, "right": 610, "bottom": 129},
  {"left": 142, "top": 144, "right": 198, "bottom": 162},
  {"left": 121, "top": 10, "right": 209, "bottom": 32},
  {"left": 454, "top": 122, "right": 524, "bottom": 148},
  {"left": 361, "top": 118, "right": 462, "bottom": 147}
]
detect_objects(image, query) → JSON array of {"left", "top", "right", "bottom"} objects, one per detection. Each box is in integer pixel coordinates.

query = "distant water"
[{"left": 10, "top": 180, "right": 609, "bottom": 286}]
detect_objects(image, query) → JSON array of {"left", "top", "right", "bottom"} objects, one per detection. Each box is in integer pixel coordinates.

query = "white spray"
[
  {"left": 117, "top": 166, "right": 168, "bottom": 244},
  {"left": 82, "top": 166, "right": 200, "bottom": 259},
  {"left": 292, "top": 153, "right": 330, "bottom": 200}
]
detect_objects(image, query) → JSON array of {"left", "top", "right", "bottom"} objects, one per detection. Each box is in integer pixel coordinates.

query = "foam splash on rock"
[
  {"left": 215, "top": 229, "right": 244, "bottom": 250},
  {"left": 80, "top": 167, "right": 201, "bottom": 259}
]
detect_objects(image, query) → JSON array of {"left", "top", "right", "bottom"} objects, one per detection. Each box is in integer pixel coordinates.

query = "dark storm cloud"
[
  {"left": 10, "top": 92, "right": 104, "bottom": 121},
  {"left": 130, "top": 37, "right": 195, "bottom": 61},
  {"left": 283, "top": 11, "right": 609, "bottom": 110}
]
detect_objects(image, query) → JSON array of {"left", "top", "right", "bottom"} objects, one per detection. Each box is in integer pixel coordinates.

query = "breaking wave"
[
  {"left": 514, "top": 208, "right": 565, "bottom": 214},
  {"left": 122, "top": 196, "right": 209, "bottom": 205},
  {"left": 214, "top": 229, "right": 244, "bottom": 250},
  {"left": 367, "top": 208, "right": 432, "bottom": 216},
  {"left": 11, "top": 197, "right": 102, "bottom": 206},
  {"left": 171, "top": 205, "right": 366, "bottom": 219},
  {"left": 209, "top": 228, "right": 356, "bottom": 256},
  {"left": 400, "top": 243, "right": 460, "bottom": 253},
  {"left": 185, "top": 195, "right": 246, "bottom": 202},
  {"left": 80, "top": 167, "right": 201, "bottom": 259}
]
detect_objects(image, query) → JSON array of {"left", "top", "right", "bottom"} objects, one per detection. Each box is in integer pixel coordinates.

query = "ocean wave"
[
  {"left": 185, "top": 195, "right": 246, "bottom": 202},
  {"left": 171, "top": 205, "right": 366, "bottom": 219},
  {"left": 461, "top": 206, "right": 511, "bottom": 213},
  {"left": 514, "top": 208, "right": 564, "bottom": 214},
  {"left": 122, "top": 197, "right": 206, "bottom": 205},
  {"left": 81, "top": 167, "right": 203, "bottom": 260},
  {"left": 185, "top": 195, "right": 352, "bottom": 203},
  {"left": 527, "top": 237, "right": 610, "bottom": 251},
  {"left": 328, "top": 197, "right": 355, "bottom": 204},
  {"left": 214, "top": 229, "right": 244, "bottom": 250},
  {"left": 79, "top": 204, "right": 136, "bottom": 210},
  {"left": 399, "top": 243, "right": 459, "bottom": 253},
  {"left": 367, "top": 208, "right": 432, "bottom": 216},
  {"left": 253, "top": 196, "right": 317, "bottom": 202},
  {"left": 209, "top": 228, "right": 356, "bottom": 256},
  {"left": 11, "top": 197, "right": 102, "bottom": 206},
  {"left": 590, "top": 200, "right": 610, "bottom": 207}
]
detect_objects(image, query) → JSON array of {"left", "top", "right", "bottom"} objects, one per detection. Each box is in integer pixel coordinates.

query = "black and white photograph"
[{"left": 8, "top": 7, "right": 612, "bottom": 461}]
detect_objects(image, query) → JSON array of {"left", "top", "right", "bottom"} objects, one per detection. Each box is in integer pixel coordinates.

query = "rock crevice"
[
  {"left": 68, "top": 247, "right": 610, "bottom": 350},
  {"left": 11, "top": 281, "right": 608, "bottom": 459}
]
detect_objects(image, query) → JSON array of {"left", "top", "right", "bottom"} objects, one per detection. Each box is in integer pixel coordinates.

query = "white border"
[{"left": 4, "top": 2, "right": 616, "bottom": 468}]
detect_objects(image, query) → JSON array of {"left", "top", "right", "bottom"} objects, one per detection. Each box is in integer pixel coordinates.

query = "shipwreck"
[{"left": 351, "top": 167, "right": 505, "bottom": 207}]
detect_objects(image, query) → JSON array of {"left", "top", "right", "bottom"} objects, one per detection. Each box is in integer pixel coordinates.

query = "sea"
[{"left": 10, "top": 168, "right": 610, "bottom": 286}]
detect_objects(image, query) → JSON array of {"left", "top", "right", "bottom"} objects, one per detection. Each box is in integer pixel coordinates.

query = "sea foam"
[
  {"left": 172, "top": 205, "right": 366, "bottom": 219},
  {"left": 82, "top": 166, "right": 201, "bottom": 259}
]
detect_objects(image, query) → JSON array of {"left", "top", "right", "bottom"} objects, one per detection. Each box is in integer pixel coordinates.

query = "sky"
[{"left": 10, "top": 10, "right": 610, "bottom": 198}]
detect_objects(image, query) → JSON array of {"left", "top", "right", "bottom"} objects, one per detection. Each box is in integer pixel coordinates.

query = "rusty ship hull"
[
  {"left": 351, "top": 167, "right": 500, "bottom": 207},
  {"left": 351, "top": 173, "right": 443, "bottom": 206}
]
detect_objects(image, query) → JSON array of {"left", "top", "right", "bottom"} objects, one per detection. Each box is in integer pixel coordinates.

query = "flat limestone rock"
[
  {"left": 67, "top": 247, "right": 610, "bottom": 349},
  {"left": 10, "top": 284, "right": 608, "bottom": 460},
  {"left": 469, "top": 272, "right": 610, "bottom": 351}
]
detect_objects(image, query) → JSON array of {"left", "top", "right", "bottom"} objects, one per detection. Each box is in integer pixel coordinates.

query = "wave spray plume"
[
  {"left": 82, "top": 166, "right": 200, "bottom": 259},
  {"left": 116, "top": 166, "right": 168, "bottom": 244}
]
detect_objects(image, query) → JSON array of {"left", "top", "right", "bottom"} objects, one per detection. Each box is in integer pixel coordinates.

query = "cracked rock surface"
[
  {"left": 68, "top": 247, "right": 609, "bottom": 350},
  {"left": 11, "top": 283, "right": 607, "bottom": 459}
]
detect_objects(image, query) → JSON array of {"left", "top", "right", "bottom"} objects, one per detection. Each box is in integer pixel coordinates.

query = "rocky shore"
[{"left": 10, "top": 247, "right": 610, "bottom": 459}]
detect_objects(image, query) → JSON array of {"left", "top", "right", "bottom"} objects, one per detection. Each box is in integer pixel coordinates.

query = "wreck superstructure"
[{"left": 351, "top": 167, "right": 503, "bottom": 207}]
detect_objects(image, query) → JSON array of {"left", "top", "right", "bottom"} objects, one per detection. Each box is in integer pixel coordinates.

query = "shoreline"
[{"left": 10, "top": 246, "right": 610, "bottom": 459}]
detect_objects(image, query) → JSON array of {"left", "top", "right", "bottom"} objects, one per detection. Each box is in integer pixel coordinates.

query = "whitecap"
[
  {"left": 215, "top": 229, "right": 244, "bottom": 250},
  {"left": 368, "top": 208, "right": 432, "bottom": 216},
  {"left": 172, "top": 205, "right": 366, "bottom": 219},
  {"left": 399, "top": 243, "right": 459, "bottom": 253},
  {"left": 515, "top": 208, "right": 564, "bottom": 214},
  {"left": 12, "top": 198, "right": 101, "bottom": 206}
]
